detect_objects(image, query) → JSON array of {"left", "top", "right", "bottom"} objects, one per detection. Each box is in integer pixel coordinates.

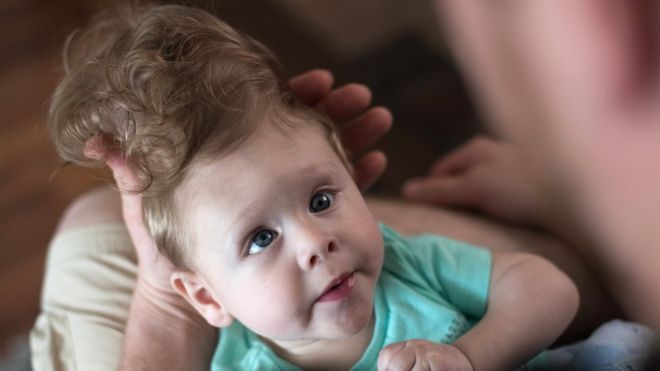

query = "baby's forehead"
[{"left": 179, "top": 123, "right": 339, "bottom": 191}]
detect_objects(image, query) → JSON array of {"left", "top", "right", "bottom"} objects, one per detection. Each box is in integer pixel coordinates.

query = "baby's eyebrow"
[
  {"left": 296, "top": 163, "right": 338, "bottom": 180},
  {"left": 230, "top": 199, "right": 263, "bottom": 231},
  {"left": 225, "top": 162, "right": 341, "bottom": 236}
]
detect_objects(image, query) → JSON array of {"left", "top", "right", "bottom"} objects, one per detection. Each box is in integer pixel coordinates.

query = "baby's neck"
[{"left": 264, "top": 315, "right": 375, "bottom": 370}]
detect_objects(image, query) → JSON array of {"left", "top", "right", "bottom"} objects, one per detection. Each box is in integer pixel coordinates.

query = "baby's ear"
[{"left": 170, "top": 270, "right": 234, "bottom": 328}]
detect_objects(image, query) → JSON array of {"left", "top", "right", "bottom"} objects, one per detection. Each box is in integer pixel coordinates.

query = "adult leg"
[{"left": 30, "top": 186, "right": 135, "bottom": 371}]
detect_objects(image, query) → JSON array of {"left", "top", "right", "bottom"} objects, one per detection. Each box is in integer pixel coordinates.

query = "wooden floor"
[
  {"left": 0, "top": 0, "right": 104, "bottom": 351},
  {"left": 0, "top": 0, "right": 479, "bottom": 353}
]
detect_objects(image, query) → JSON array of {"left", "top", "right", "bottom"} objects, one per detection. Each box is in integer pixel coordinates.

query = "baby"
[{"left": 48, "top": 5, "right": 578, "bottom": 370}]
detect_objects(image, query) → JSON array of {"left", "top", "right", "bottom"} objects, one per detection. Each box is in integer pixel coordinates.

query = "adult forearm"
[{"left": 120, "top": 278, "right": 217, "bottom": 371}]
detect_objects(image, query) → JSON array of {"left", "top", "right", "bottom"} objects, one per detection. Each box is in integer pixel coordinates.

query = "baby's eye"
[
  {"left": 248, "top": 229, "right": 277, "bottom": 255},
  {"left": 309, "top": 192, "right": 335, "bottom": 213}
]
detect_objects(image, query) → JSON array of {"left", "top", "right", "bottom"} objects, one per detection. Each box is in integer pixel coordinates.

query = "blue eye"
[
  {"left": 248, "top": 229, "right": 277, "bottom": 255},
  {"left": 310, "top": 192, "right": 334, "bottom": 213}
]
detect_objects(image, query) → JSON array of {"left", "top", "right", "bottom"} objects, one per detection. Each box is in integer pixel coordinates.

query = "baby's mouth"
[{"left": 317, "top": 272, "right": 355, "bottom": 303}]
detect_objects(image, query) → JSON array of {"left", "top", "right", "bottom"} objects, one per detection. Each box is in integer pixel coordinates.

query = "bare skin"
[
  {"left": 48, "top": 67, "right": 610, "bottom": 370},
  {"left": 58, "top": 186, "right": 616, "bottom": 344},
  {"left": 45, "top": 1, "right": 660, "bottom": 368},
  {"left": 48, "top": 1, "right": 660, "bottom": 368},
  {"left": 434, "top": 0, "right": 660, "bottom": 327},
  {"left": 82, "top": 69, "right": 396, "bottom": 371},
  {"left": 48, "top": 66, "right": 616, "bottom": 371}
]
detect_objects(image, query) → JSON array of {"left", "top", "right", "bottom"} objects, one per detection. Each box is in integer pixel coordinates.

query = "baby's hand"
[{"left": 377, "top": 340, "right": 473, "bottom": 371}]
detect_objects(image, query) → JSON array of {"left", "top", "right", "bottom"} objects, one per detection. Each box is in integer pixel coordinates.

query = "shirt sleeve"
[{"left": 380, "top": 224, "right": 492, "bottom": 320}]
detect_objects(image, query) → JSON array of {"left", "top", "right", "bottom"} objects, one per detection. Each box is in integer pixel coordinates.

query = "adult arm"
[{"left": 433, "top": 0, "right": 660, "bottom": 326}]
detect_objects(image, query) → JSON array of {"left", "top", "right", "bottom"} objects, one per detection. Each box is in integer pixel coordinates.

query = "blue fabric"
[
  {"left": 211, "top": 224, "right": 494, "bottom": 370},
  {"left": 539, "top": 320, "right": 658, "bottom": 371}
]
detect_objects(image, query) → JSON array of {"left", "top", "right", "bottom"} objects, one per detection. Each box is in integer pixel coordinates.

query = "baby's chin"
[
  {"left": 288, "top": 317, "right": 375, "bottom": 346},
  {"left": 317, "top": 301, "right": 375, "bottom": 340},
  {"left": 266, "top": 301, "right": 375, "bottom": 343}
]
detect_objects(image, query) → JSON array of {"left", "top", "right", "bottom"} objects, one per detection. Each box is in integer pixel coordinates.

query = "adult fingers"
[
  {"left": 289, "top": 71, "right": 377, "bottom": 125},
  {"left": 352, "top": 151, "right": 387, "bottom": 192},
  {"left": 288, "top": 69, "right": 334, "bottom": 105},
  {"left": 428, "top": 135, "right": 494, "bottom": 176},
  {"left": 84, "top": 136, "right": 158, "bottom": 259},
  {"left": 83, "top": 135, "right": 141, "bottom": 193},
  {"left": 104, "top": 156, "right": 142, "bottom": 207},
  {"left": 315, "top": 83, "right": 372, "bottom": 123},
  {"left": 103, "top": 158, "right": 149, "bottom": 231},
  {"left": 402, "top": 176, "right": 480, "bottom": 208},
  {"left": 105, "top": 157, "right": 169, "bottom": 272},
  {"left": 340, "top": 106, "right": 392, "bottom": 155}
]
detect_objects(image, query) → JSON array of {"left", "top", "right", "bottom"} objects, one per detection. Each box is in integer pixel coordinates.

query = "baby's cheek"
[
  {"left": 239, "top": 289, "right": 305, "bottom": 339},
  {"left": 357, "top": 224, "right": 384, "bottom": 268}
]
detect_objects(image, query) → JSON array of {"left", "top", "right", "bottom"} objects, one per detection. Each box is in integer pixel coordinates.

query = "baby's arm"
[
  {"left": 378, "top": 251, "right": 579, "bottom": 371},
  {"left": 453, "top": 251, "right": 579, "bottom": 370}
]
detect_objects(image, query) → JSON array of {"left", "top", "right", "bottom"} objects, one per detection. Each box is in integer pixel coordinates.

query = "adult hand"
[
  {"left": 402, "top": 135, "right": 548, "bottom": 227},
  {"left": 83, "top": 138, "right": 177, "bottom": 297},
  {"left": 84, "top": 137, "right": 215, "bottom": 371},
  {"left": 378, "top": 340, "right": 473, "bottom": 371},
  {"left": 289, "top": 69, "right": 392, "bottom": 190}
]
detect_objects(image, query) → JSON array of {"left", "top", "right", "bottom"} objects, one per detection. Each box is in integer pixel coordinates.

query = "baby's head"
[{"left": 49, "top": 4, "right": 383, "bottom": 343}]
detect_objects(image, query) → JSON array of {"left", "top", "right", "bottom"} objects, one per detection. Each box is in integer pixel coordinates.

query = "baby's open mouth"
[{"left": 317, "top": 272, "right": 355, "bottom": 303}]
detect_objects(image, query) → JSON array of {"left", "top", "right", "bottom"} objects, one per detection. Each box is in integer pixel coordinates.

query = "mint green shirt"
[{"left": 211, "top": 224, "right": 495, "bottom": 370}]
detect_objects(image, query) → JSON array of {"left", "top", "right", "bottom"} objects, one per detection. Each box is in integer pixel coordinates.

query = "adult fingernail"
[{"left": 83, "top": 136, "right": 105, "bottom": 160}]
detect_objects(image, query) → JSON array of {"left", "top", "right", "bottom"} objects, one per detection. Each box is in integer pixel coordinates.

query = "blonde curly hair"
[{"left": 48, "top": 4, "right": 348, "bottom": 267}]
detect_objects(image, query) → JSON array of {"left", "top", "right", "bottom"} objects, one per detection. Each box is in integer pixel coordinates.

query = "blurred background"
[{"left": 0, "top": 0, "right": 482, "bottom": 363}]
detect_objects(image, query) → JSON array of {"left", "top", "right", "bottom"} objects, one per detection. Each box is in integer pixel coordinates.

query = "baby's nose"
[{"left": 295, "top": 225, "right": 337, "bottom": 270}]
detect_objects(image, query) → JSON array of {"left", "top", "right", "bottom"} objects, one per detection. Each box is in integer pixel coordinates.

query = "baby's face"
[{"left": 179, "top": 120, "right": 384, "bottom": 342}]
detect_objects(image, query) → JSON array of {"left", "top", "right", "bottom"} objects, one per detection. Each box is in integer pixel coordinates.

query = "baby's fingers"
[{"left": 378, "top": 342, "right": 416, "bottom": 371}]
